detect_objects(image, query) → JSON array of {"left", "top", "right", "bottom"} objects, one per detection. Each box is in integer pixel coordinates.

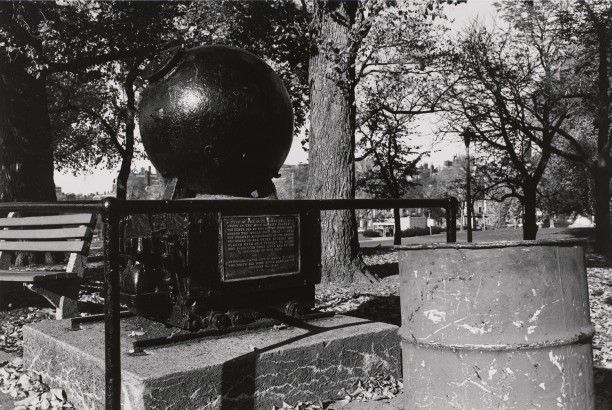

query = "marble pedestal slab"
[{"left": 23, "top": 315, "right": 400, "bottom": 410}]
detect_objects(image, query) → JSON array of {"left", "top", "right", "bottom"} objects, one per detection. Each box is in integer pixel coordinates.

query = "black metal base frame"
[{"left": 71, "top": 309, "right": 335, "bottom": 353}]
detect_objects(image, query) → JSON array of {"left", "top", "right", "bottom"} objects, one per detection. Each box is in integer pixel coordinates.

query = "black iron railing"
[{"left": 0, "top": 197, "right": 458, "bottom": 410}]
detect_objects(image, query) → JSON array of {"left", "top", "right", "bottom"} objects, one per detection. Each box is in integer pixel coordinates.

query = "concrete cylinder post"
[{"left": 398, "top": 240, "right": 595, "bottom": 409}]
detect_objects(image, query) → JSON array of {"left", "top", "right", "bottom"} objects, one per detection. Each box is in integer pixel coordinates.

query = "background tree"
[
  {"left": 461, "top": 0, "right": 612, "bottom": 252},
  {"left": 355, "top": 112, "right": 423, "bottom": 245},
  {"left": 307, "top": 0, "right": 463, "bottom": 283},
  {"left": 420, "top": 156, "right": 472, "bottom": 229},
  {"left": 357, "top": 2, "right": 458, "bottom": 242},
  {"left": 538, "top": 155, "right": 593, "bottom": 223},
  {"left": 1, "top": 2, "right": 170, "bottom": 200},
  {"left": 0, "top": 2, "right": 57, "bottom": 203},
  {"left": 307, "top": 0, "right": 371, "bottom": 283},
  {"left": 3, "top": 1, "right": 310, "bottom": 200},
  {"left": 535, "top": 0, "right": 612, "bottom": 255},
  {"left": 355, "top": 54, "right": 437, "bottom": 244},
  {"left": 445, "top": 4, "right": 578, "bottom": 239},
  {"left": 47, "top": 2, "right": 189, "bottom": 199},
  {"left": 481, "top": 0, "right": 612, "bottom": 252}
]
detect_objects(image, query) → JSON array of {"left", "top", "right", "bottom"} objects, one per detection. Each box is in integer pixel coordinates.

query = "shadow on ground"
[
  {"left": 367, "top": 263, "right": 398, "bottom": 279},
  {"left": 344, "top": 295, "right": 401, "bottom": 327},
  {"left": 595, "top": 366, "right": 612, "bottom": 409},
  {"left": 561, "top": 228, "right": 612, "bottom": 268}
]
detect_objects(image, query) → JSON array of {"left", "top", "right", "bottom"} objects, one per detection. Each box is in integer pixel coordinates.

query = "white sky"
[{"left": 55, "top": 0, "right": 497, "bottom": 195}]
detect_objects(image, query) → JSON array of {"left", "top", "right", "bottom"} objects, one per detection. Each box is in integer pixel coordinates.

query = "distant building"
[
  {"left": 471, "top": 199, "right": 502, "bottom": 230},
  {"left": 373, "top": 216, "right": 428, "bottom": 237},
  {"left": 55, "top": 186, "right": 62, "bottom": 199},
  {"left": 127, "top": 167, "right": 163, "bottom": 199}
]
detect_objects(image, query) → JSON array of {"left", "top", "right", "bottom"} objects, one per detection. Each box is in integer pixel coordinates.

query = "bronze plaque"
[{"left": 220, "top": 214, "right": 300, "bottom": 281}]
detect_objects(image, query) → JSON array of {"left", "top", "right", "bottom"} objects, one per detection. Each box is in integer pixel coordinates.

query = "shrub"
[
  {"left": 362, "top": 229, "right": 382, "bottom": 237},
  {"left": 401, "top": 226, "right": 444, "bottom": 237}
]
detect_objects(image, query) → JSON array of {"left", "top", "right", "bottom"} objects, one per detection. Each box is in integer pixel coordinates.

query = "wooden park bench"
[{"left": 0, "top": 213, "right": 97, "bottom": 319}]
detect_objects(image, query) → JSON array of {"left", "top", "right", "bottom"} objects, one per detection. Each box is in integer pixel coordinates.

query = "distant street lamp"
[{"left": 460, "top": 128, "right": 476, "bottom": 243}]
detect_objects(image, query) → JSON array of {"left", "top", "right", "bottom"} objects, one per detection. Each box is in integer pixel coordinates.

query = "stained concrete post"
[{"left": 398, "top": 240, "right": 595, "bottom": 409}]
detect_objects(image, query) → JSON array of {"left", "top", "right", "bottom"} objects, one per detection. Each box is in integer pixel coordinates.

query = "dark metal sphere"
[{"left": 138, "top": 45, "right": 294, "bottom": 196}]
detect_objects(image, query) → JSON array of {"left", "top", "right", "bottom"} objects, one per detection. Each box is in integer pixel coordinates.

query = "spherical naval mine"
[{"left": 138, "top": 45, "right": 294, "bottom": 197}]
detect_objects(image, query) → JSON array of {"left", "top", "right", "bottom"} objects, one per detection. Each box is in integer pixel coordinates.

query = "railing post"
[
  {"left": 447, "top": 198, "right": 458, "bottom": 243},
  {"left": 101, "top": 198, "right": 121, "bottom": 410}
]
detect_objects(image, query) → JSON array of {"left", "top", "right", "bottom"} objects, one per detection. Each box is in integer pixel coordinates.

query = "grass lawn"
[
  {"left": 359, "top": 226, "right": 593, "bottom": 248},
  {"left": 400, "top": 226, "right": 589, "bottom": 244}
]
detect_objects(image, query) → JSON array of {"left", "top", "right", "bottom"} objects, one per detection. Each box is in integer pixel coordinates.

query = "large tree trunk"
[
  {"left": 593, "top": 164, "right": 611, "bottom": 256},
  {"left": 522, "top": 183, "right": 538, "bottom": 240},
  {"left": 0, "top": 3, "right": 56, "bottom": 204},
  {"left": 307, "top": 1, "right": 363, "bottom": 283},
  {"left": 0, "top": 63, "right": 56, "bottom": 203},
  {"left": 593, "top": 22, "right": 611, "bottom": 257}
]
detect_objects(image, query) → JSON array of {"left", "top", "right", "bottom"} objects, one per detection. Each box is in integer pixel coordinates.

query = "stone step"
[{"left": 23, "top": 315, "right": 401, "bottom": 410}]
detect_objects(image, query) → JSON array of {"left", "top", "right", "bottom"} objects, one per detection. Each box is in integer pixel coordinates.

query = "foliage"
[
  {"left": 276, "top": 164, "right": 309, "bottom": 200},
  {"left": 0, "top": 1, "right": 178, "bottom": 201},
  {"left": 0, "top": 2, "right": 58, "bottom": 203},
  {"left": 421, "top": 157, "right": 466, "bottom": 202},
  {"left": 491, "top": 0, "right": 612, "bottom": 252},
  {"left": 538, "top": 156, "right": 593, "bottom": 217},
  {"left": 443, "top": 0, "right": 585, "bottom": 238},
  {"left": 44, "top": 2, "right": 181, "bottom": 174},
  {"left": 401, "top": 226, "right": 443, "bottom": 237},
  {"left": 355, "top": 119, "right": 422, "bottom": 199},
  {"left": 213, "top": 1, "right": 310, "bottom": 132},
  {"left": 2, "top": 1, "right": 310, "bottom": 178},
  {"left": 49, "top": 72, "right": 122, "bottom": 172},
  {"left": 362, "top": 229, "right": 382, "bottom": 238},
  {"left": 353, "top": 2, "right": 458, "bottom": 201}
]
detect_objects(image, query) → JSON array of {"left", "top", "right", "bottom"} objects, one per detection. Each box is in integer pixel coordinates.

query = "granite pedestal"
[{"left": 23, "top": 315, "right": 400, "bottom": 410}]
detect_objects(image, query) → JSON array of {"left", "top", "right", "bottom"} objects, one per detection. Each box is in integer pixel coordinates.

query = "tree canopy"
[
  {"left": 2, "top": 1, "right": 311, "bottom": 199},
  {"left": 440, "top": 0, "right": 612, "bottom": 246}
]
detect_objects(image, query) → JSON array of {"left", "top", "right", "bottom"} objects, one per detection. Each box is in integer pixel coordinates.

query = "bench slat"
[
  {"left": 0, "top": 240, "right": 87, "bottom": 253},
  {"left": 0, "top": 270, "right": 78, "bottom": 282},
  {"left": 0, "top": 214, "right": 95, "bottom": 228},
  {"left": 0, "top": 226, "right": 91, "bottom": 240}
]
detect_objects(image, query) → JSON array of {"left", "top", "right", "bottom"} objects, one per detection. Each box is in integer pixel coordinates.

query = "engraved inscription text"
[{"left": 221, "top": 215, "right": 300, "bottom": 280}]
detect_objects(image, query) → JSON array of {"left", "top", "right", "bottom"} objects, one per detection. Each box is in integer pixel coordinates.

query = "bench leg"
[{"left": 25, "top": 278, "right": 81, "bottom": 319}]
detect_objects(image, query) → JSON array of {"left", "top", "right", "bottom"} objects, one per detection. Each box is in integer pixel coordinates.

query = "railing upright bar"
[
  {"left": 446, "top": 208, "right": 452, "bottom": 243},
  {"left": 446, "top": 198, "right": 458, "bottom": 243},
  {"left": 450, "top": 198, "right": 458, "bottom": 243},
  {"left": 101, "top": 198, "right": 121, "bottom": 410}
]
